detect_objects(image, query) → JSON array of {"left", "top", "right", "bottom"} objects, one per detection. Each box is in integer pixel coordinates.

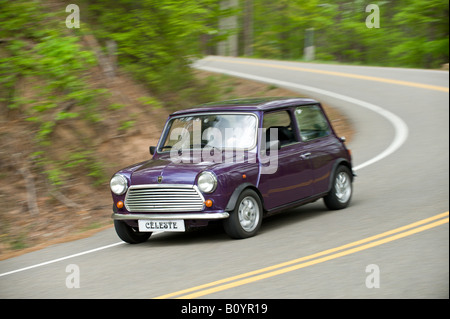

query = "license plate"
[{"left": 138, "top": 220, "right": 185, "bottom": 232}]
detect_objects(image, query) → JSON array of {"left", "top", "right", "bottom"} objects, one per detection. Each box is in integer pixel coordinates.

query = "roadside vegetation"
[{"left": 248, "top": 0, "right": 448, "bottom": 69}]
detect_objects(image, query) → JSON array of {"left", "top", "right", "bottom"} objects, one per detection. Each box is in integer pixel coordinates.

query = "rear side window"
[{"left": 295, "top": 105, "right": 331, "bottom": 141}]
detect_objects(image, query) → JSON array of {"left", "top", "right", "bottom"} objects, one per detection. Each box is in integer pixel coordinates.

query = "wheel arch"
[
  {"left": 327, "top": 158, "right": 354, "bottom": 193},
  {"left": 225, "top": 183, "right": 265, "bottom": 213}
]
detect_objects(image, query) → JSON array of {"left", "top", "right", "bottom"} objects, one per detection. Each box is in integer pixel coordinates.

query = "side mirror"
[
  {"left": 149, "top": 146, "right": 156, "bottom": 155},
  {"left": 339, "top": 136, "right": 346, "bottom": 143}
]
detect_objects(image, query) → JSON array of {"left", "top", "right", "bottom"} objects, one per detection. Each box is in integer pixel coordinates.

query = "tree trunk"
[{"left": 243, "top": 0, "right": 253, "bottom": 56}]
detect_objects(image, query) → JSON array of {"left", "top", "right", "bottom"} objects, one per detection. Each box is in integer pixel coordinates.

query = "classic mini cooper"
[{"left": 110, "top": 97, "right": 354, "bottom": 243}]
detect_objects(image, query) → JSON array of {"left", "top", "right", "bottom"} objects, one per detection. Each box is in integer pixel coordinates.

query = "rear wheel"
[
  {"left": 114, "top": 220, "right": 152, "bottom": 244},
  {"left": 223, "top": 189, "right": 263, "bottom": 239},
  {"left": 324, "top": 165, "right": 353, "bottom": 210}
]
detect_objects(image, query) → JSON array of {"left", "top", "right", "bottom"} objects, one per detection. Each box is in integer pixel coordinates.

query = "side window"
[
  {"left": 295, "top": 105, "right": 331, "bottom": 141},
  {"left": 262, "top": 110, "right": 297, "bottom": 146}
]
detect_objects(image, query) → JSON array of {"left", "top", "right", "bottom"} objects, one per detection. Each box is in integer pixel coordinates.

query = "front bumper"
[{"left": 111, "top": 212, "right": 229, "bottom": 221}]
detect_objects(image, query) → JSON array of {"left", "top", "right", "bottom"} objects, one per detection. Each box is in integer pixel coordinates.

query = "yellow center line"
[
  {"left": 206, "top": 57, "right": 449, "bottom": 93},
  {"left": 154, "top": 211, "right": 449, "bottom": 299}
]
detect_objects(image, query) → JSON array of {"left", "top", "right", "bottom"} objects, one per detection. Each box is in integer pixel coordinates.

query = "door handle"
[{"left": 300, "top": 152, "right": 311, "bottom": 160}]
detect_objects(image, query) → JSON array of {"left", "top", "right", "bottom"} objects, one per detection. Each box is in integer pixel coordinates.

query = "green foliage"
[
  {"left": 119, "top": 120, "right": 136, "bottom": 132},
  {"left": 1, "top": 0, "right": 228, "bottom": 189},
  {"left": 31, "top": 149, "right": 107, "bottom": 187},
  {"left": 137, "top": 96, "right": 163, "bottom": 109},
  {"left": 250, "top": 0, "right": 449, "bottom": 68},
  {"left": 388, "top": 0, "right": 449, "bottom": 67},
  {"left": 108, "top": 103, "right": 125, "bottom": 110},
  {"left": 0, "top": 0, "right": 109, "bottom": 187},
  {"left": 0, "top": 2, "right": 100, "bottom": 144},
  {"left": 84, "top": 0, "right": 225, "bottom": 93}
]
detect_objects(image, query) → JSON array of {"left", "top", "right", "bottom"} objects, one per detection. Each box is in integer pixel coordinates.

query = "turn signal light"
[
  {"left": 117, "top": 201, "right": 124, "bottom": 209},
  {"left": 205, "top": 199, "right": 213, "bottom": 208}
]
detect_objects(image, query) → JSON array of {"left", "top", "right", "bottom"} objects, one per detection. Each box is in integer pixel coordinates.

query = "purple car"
[{"left": 110, "top": 97, "right": 354, "bottom": 243}]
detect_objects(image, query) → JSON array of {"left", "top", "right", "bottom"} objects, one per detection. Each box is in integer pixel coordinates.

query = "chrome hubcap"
[
  {"left": 238, "top": 196, "right": 259, "bottom": 232},
  {"left": 335, "top": 172, "right": 352, "bottom": 203}
]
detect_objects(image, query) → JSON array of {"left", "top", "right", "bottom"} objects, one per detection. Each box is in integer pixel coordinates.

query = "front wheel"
[
  {"left": 223, "top": 189, "right": 263, "bottom": 239},
  {"left": 114, "top": 220, "right": 152, "bottom": 244},
  {"left": 323, "top": 165, "right": 353, "bottom": 210}
]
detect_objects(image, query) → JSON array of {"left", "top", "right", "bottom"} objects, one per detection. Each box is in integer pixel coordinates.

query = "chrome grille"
[{"left": 124, "top": 185, "right": 205, "bottom": 213}]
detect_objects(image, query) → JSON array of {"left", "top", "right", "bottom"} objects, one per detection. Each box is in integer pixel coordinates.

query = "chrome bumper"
[{"left": 112, "top": 212, "right": 229, "bottom": 221}]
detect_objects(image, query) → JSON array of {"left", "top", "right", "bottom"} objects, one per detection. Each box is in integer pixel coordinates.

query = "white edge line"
[
  {"left": 0, "top": 231, "right": 165, "bottom": 278},
  {"left": 0, "top": 241, "right": 124, "bottom": 278},
  {"left": 1, "top": 64, "right": 409, "bottom": 278},
  {"left": 193, "top": 64, "right": 409, "bottom": 172}
]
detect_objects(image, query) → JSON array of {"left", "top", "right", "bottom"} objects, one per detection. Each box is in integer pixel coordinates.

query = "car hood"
[{"left": 129, "top": 155, "right": 220, "bottom": 185}]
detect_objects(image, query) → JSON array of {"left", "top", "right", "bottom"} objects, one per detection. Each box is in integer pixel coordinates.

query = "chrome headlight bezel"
[
  {"left": 110, "top": 174, "right": 128, "bottom": 195},
  {"left": 197, "top": 171, "right": 217, "bottom": 194}
]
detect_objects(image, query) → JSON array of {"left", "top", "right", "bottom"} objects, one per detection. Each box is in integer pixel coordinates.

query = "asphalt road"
[{"left": 1, "top": 56, "right": 448, "bottom": 300}]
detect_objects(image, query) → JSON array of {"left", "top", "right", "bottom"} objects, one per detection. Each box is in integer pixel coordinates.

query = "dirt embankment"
[{"left": 0, "top": 67, "right": 354, "bottom": 260}]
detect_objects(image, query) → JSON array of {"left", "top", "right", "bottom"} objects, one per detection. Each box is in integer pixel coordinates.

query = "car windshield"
[{"left": 160, "top": 113, "right": 258, "bottom": 151}]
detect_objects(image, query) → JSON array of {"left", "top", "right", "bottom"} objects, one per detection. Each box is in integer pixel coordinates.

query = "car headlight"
[
  {"left": 197, "top": 171, "right": 217, "bottom": 193},
  {"left": 110, "top": 174, "right": 128, "bottom": 195}
]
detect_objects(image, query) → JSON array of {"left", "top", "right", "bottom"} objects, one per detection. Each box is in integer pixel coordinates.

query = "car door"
[
  {"left": 294, "top": 104, "right": 339, "bottom": 195},
  {"left": 258, "top": 109, "right": 314, "bottom": 210}
]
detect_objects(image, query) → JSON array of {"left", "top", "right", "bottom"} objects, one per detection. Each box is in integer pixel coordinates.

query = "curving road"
[{"left": 0, "top": 56, "right": 448, "bottom": 300}]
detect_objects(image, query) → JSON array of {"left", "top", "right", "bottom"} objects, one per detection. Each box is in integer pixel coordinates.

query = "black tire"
[
  {"left": 223, "top": 189, "right": 263, "bottom": 239},
  {"left": 114, "top": 220, "right": 152, "bottom": 244},
  {"left": 324, "top": 165, "right": 353, "bottom": 210}
]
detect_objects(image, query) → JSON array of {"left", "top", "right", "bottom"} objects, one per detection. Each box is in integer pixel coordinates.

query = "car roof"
[{"left": 171, "top": 97, "right": 318, "bottom": 116}]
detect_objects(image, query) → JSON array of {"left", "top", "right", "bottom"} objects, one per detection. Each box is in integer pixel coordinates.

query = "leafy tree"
[
  {"left": 389, "top": 0, "right": 449, "bottom": 68},
  {"left": 248, "top": 0, "right": 448, "bottom": 68},
  {"left": 83, "top": 0, "right": 227, "bottom": 93}
]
